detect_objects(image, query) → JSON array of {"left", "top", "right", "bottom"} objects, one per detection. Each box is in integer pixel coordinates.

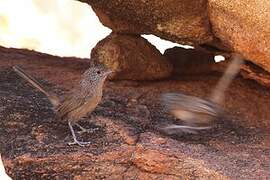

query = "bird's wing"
[{"left": 56, "top": 93, "right": 88, "bottom": 119}]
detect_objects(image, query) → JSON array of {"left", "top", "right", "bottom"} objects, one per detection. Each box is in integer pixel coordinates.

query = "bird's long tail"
[
  {"left": 210, "top": 53, "right": 244, "bottom": 104},
  {"left": 13, "top": 65, "right": 60, "bottom": 107}
]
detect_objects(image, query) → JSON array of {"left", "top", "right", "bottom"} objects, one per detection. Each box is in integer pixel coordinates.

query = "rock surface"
[
  {"left": 80, "top": 0, "right": 270, "bottom": 74},
  {"left": 241, "top": 62, "right": 270, "bottom": 87},
  {"left": 164, "top": 46, "right": 270, "bottom": 87},
  {"left": 208, "top": 0, "right": 270, "bottom": 73},
  {"left": 0, "top": 47, "right": 270, "bottom": 179},
  {"left": 163, "top": 47, "right": 216, "bottom": 75},
  {"left": 80, "top": 0, "right": 213, "bottom": 45},
  {"left": 91, "top": 33, "right": 173, "bottom": 80}
]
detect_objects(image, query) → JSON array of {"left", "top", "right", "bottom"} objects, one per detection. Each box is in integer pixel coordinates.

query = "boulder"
[
  {"left": 208, "top": 0, "right": 270, "bottom": 73},
  {"left": 1, "top": 47, "right": 270, "bottom": 179},
  {"left": 91, "top": 33, "right": 173, "bottom": 80},
  {"left": 164, "top": 46, "right": 270, "bottom": 87},
  {"left": 163, "top": 47, "right": 217, "bottom": 75},
  {"left": 79, "top": 0, "right": 213, "bottom": 45},
  {"left": 80, "top": 0, "right": 270, "bottom": 76}
]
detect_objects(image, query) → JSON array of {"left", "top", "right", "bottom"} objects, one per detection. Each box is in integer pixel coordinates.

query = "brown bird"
[
  {"left": 161, "top": 53, "right": 244, "bottom": 134},
  {"left": 13, "top": 64, "right": 112, "bottom": 146}
]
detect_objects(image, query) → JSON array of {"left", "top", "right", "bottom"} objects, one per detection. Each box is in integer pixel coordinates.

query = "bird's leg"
[
  {"left": 75, "top": 122, "right": 99, "bottom": 134},
  {"left": 67, "top": 121, "right": 91, "bottom": 146}
]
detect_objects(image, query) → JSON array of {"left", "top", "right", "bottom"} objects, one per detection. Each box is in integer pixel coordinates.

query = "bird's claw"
[
  {"left": 75, "top": 123, "right": 99, "bottom": 134},
  {"left": 77, "top": 127, "right": 99, "bottom": 135}
]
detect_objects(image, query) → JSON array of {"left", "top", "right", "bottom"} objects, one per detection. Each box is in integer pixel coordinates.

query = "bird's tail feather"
[{"left": 13, "top": 65, "right": 60, "bottom": 107}]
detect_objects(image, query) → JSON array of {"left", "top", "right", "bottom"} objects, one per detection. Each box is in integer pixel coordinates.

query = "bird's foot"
[
  {"left": 68, "top": 121, "right": 92, "bottom": 147},
  {"left": 75, "top": 123, "right": 99, "bottom": 134},
  {"left": 68, "top": 139, "right": 91, "bottom": 147},
  {"left": 78, "top": 127, "right": 99, "bottom": 134}
]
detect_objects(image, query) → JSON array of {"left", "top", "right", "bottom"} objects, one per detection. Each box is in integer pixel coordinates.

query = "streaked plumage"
[{"left": 13, "top": 64, "right": 112, "bottom": 146}]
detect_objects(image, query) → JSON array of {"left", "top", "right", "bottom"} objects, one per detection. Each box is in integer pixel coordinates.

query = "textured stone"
[
  {"left": 80, "top": 0, "right": 213, "bottom": 45},
  {"left": 208, "top": 0, "right": 270, "bottom": 73},
  {"left": 132, "top": 133, "right": 228, "bottom": 179},
  {"left": 164, "top": 46, "right": 270, "bottom": 87},
  {"left": 80, "top": 0, "right": 270, "bottom": 76},
  {"left": 240, "top": 62, "right": 270, "bottom": 87},
  {"left": 2, "top": 45, "right": 270, "bottom": 179},
  {"left": 91, "top": 33, "right": 173, "bottom": 80},
  {"left": 163, "top": 47, "right": 216, "bottom": 75}
]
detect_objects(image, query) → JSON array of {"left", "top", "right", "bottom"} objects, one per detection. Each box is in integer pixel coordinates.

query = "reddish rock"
[
  {"left": 80, "top": 0, "right": 212, "bottom": 45},
  {"left": 91, "top": 33, "right": 173, "bottom": 80},
  {"left": 80, "top": 0, "right": 270, "bottom": 77},
  {"left": 132, "top": 133, "right": 228, "bottom": 179},
  {"left": 0, "top": 47, "right": 269, "bottom": 179},
  {"left": 163, "top": 47, "right": 216, "bottom": 75},
  {"left": 164, "top": 46, "right": 270, "bottom": 86},
  {"left": 208, "top": 0, "right": 270, "bottom": 73},
  {"left": 241, "top": 62, "right": 270, "bottom": 87}
]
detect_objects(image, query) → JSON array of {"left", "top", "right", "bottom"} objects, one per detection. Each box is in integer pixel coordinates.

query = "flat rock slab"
[{"left": 0, "top": 47, "right": 269, "bottom": 179}]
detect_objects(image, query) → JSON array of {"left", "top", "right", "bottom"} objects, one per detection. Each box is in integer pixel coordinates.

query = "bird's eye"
[{"left": 97, "top": 71, "right": 101, "bottom": 74}]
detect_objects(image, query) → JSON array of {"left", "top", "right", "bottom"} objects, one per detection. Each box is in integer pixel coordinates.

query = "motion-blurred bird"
[{"left": 161, "top": 53, "right": 244, "bottom": 134}]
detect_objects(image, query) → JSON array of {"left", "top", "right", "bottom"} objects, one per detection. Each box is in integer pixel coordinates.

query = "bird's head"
[{"left": 83, "top": 63, "right": 113, "bottom": 83}]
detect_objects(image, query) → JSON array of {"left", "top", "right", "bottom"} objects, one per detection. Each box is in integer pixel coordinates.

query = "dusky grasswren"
[{"left": 13, "top": 64, "right": 112, "bottom": 146}]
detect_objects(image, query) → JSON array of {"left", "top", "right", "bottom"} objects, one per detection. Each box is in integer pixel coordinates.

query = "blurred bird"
[{"left": 161, "top": 53, "right": 244, "bottom": 134}]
